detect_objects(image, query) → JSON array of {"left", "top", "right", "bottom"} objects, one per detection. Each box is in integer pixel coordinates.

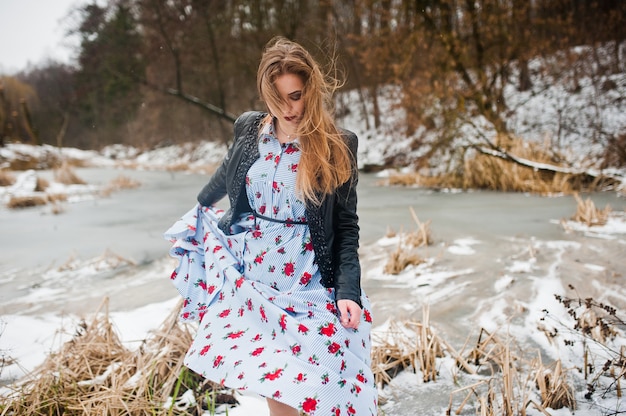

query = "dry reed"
[
  {"left": 383, "top": 207, "right": 432, "bottom": 274},
  {"left": 386, "top": 136, "right": 608, "bottom": 194},
  {"left": 101, "top": 175, "right": 141, "bottom": 197},
  {"left": 371, "top": 306, "right": 443, "bottom": 388},
  {"left": 53, "top": 161, "right": 86, "bottom": 185},
  {"left": 6, "top": 195, "right": 48, "bottom": 209},
  {"left": 570, "top": 193, "right": 611, "bottom": 226},
  {"left": 0, "top": 298, "right": 235, "bottom": 415},
  {"left": 534, "top": 357, "right": 576, "bottom": 410},
  {"left": 0, "top": 171, "right": 15, "bottom": 187}
]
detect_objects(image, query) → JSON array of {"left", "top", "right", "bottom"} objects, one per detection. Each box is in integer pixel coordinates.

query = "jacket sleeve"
[
  {"left": 332, "top": 131, "right": 362, "bottom": 306},
  {"left": 197, "top": 114, "right": 246, "bottom": 207}
]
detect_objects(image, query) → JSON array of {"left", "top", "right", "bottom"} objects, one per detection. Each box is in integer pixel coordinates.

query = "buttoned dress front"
[{"left": 164, "top": 123, "right": 377, "bottom": 415}]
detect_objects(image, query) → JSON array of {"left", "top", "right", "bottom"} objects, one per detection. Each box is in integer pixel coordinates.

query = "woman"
[{"left": 164, "top": 37, "right": 377, "bottom": 416}]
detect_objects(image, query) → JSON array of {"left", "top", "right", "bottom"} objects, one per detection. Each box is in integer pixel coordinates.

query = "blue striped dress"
[{"left": 164, "top": 122, "right": 377, "bottom": 415}]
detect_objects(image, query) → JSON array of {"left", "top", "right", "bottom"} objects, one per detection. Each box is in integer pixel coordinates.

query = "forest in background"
[{"left": 0, "top": 0, "right": 624, "bottom": 169}]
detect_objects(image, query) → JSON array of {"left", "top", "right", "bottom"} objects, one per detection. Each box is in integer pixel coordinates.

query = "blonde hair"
[{"left": 257, "top": 37, "right": 352, "bottom": 206}]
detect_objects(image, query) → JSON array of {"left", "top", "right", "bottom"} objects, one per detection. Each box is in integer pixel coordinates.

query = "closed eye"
[{"left": 288, "top": 91, "right": 302, "bottom": 101}]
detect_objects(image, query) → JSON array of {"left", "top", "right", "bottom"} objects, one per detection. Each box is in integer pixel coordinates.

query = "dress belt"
[{"left": 252, "top": 211, "right": 307, "bottom": 225}]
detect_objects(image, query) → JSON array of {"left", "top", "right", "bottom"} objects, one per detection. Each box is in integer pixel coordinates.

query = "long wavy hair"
[{"left": 256, "top": 37, "right": 352, "bottom": 206}]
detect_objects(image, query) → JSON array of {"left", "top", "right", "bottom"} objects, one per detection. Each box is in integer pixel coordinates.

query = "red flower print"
[
  {"left": 297, "top": 323, "right": 309, "bottom": 334},
  {"left": 268, "top": 265, "right": 276, "bottom": 272},
  {"left": 299, "top": 272, "right": 312, "bottom": 285},
  {"left": 302, "top": 397, "right": 317, "bottom": 413},
  {"left": 327, "top": 342, "right": 341, "bottom": 355},
  {"left": 252, "top": 333, "right": 262, "bottom": 342},
  {"left": 275, "top": 235, "right": 282, "bottom": 244},
  {"left": 238, "top": 307, "right": 244, "bottom": 317},
  {"left": 246, "top": 299, "right": 254, "bottom": 311},
  {"left": 255, "top": 191, "right": 262, "bottom": 199},
  {"left": 308, "top": 355, "right": 319, "bottom": 365},
  {"left": 331, "top": 406, "right": 341, "bottom": 416},
  {"left": 319, "top": 322, "right": 336, "bottom": 337},
  {"left": 325, "top": 301, "right": 338, "bottom": 315},
  {"left": 234, "top": 360, "right": 242, "bottom": 367},
  {"left": 364, "top": 309, "right": 372, "bottom": 323},
  {"left": 295, "top": 373, "right": 307, "bottom": 383},
  {"left": 225, "top": 330, "right": 245, "bottom": 339},
  {"left": 261, "top": 368, "right": 284, "bottom": 382},
  {"left": 199, "top": 345, "right": 211, "bottom": 356},
  {"left": 340, "top": 360, "right": 346, "bottom": 371},
  {"left": 278, "top": 314, "right": 287, "bottom": 333},
  {"left": 260, "top": 305, "right": 268, "bottom": 322},
  {"left": 251, "top": 347, "right": 264, "bottom": 356},
  {"left": 186, "top": 225, "right": 196, "bottom": 232},
  {"left": 212, "top": 245, "right": 222, "bottom": 253},
  {"left": 218, "top": 308, "right": 231, "bottom": 318},
  {"left": 356, "top": 371, "right": 367, "bottom": 384},
  {"left": 252, "top": 229, "right": 262, "bottom": 239},
  {"left": 255, "top": 250, "right": 266, "bottom": 264},
  {"left": 291, "top": 344, "right": 301, "bottom": 356},
  {"left": 235, "top": 276, "right": 244, "bottom": 288},
  {"left": 284, "top": 144, "right": 298, "bottom": 154},
  {"left": 277, "top": 247, "right": 286, "bottom": 255},
  {"left": 285, "top": 305, "right": 295, "bottom": 314},
  {"left": 283, "top": 261, "right": 295, "bottom": 276},
  {"left": 347, "top": 403, "right": 356, "bottom": 414},
  {"left": 265, "top": 152, "right": 275, "bottom": 161},
  {"left": 274, "top": 154, "right": 280, "bottom": 164},
  {"left": 207, "top": 285, "right": 216, "bottom": 294},
  {"left": 273, "top": 390, "right": 282, "bottom": 399},
  {"left": 272, "top": 181, "right": 279, "bottom": 192},
  {"left": 321, "top": 372, "right": 330, "bottom": 384},
  {"left": 238, "top": 372, "right": 245, "bottom": 380},
  {"left": 170, "top": 271, "right": 177, "bottom": 280},
  {"left": 212, "top": 355, "right": 224, "bottom": 368},
  {"left": 302, "top": 240, "right": 314, "bottom": 252},
  {"left": 290, "top": 163, "right": 298, "bottom": 172}
]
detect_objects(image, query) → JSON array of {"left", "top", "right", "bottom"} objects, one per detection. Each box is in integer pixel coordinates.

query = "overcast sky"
[{"left": 0, "top": 0, "right": 88, "bottom": 74}]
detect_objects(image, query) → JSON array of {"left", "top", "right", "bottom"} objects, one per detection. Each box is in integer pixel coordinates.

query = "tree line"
[{"left": 1, "top": 0, "right": 624, "bottom": 159}]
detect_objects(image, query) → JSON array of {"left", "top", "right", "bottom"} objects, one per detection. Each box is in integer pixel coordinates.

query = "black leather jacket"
[{"left": 197, "top": 111, "right": 362, "bottom": 306}]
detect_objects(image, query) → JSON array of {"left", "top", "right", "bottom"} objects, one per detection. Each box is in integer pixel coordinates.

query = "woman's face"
[{"left": 268, "top": 73, "right": 305, "bottom": 132}]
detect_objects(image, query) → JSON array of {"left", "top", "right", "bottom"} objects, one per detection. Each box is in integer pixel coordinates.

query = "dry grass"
[
  {"left": 53, "top": 161, "right": 86, "bottom": 185},
  {"left": 383, "top": 207, "right": 431, "bottom": 274},
  {"left": 371, "top": 305, "right": 443, "bottom": 388},
  {"left": 570, "top": 193, "right": 612, "bottom": 226},
  {"left": 534, "top": 358, "right": 576, "bottom": 411},
  {"left": 386, "top": 136, "right": 610, "bottom": 194},
  {"left": 0, "top": 171, "right": 15, "bottom": 187},
  {"left": 101, "top": 175, "right": 141, "bottom": 197},
  {"left": 0, "top": 298, "right": 236, "bottom": 415},
  {"left": 6, "top": 195, "right": 48, "bottom": 209}
]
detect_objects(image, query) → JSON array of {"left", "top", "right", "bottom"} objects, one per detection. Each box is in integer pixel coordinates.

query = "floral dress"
[{"left": 164, "top": 122, "right": 377, "bottom": 415}]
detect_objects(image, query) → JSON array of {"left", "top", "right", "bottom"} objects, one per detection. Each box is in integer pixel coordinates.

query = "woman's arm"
[{"left": 332, "top": 131, "right": 362, "bottom": 309}]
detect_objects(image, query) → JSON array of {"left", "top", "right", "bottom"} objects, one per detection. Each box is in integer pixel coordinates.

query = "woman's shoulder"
[
  {"left": 337, "top": 127, "right": 358, "bottom": 150},
  {"left": 234, "top": 111, "right": 267, "bottom": 133}
]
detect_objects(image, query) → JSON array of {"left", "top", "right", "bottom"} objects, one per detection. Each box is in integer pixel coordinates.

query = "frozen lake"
[{"left": 1, "top": 167, "right": 625, "bottom": 415}]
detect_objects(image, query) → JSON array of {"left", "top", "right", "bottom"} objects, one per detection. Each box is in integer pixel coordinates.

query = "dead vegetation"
[
  {"left": 570, "top": 193, "right": 612, "bottom": 226},
  {"left": 100, "top": 175, "right": 141, "bottom": 197},
  {"left": 371, "top": 306, "right": 443, "bottom": 388},
  {"left": 1, "top": 286, "right": 624, "bottom": 415},
  {"left": 384, "top": 207, "right": 432, "bottom": 275},
  {"left": 0, "top": 298, "right": 236, "bottom": 415},
  {"left": 53, "top": 161, "right": 86, "bottom": 185},
  {"left": 0, "top": 171, "right": 15, "bottom": 187},
  {"left": 387, "top": 135, "right": 620, "bottom": 194}
]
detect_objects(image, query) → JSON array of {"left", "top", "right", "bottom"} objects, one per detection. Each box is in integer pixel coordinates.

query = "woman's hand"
[{"left": 337, "top": 299, "right": 362, "bottom": 329}]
